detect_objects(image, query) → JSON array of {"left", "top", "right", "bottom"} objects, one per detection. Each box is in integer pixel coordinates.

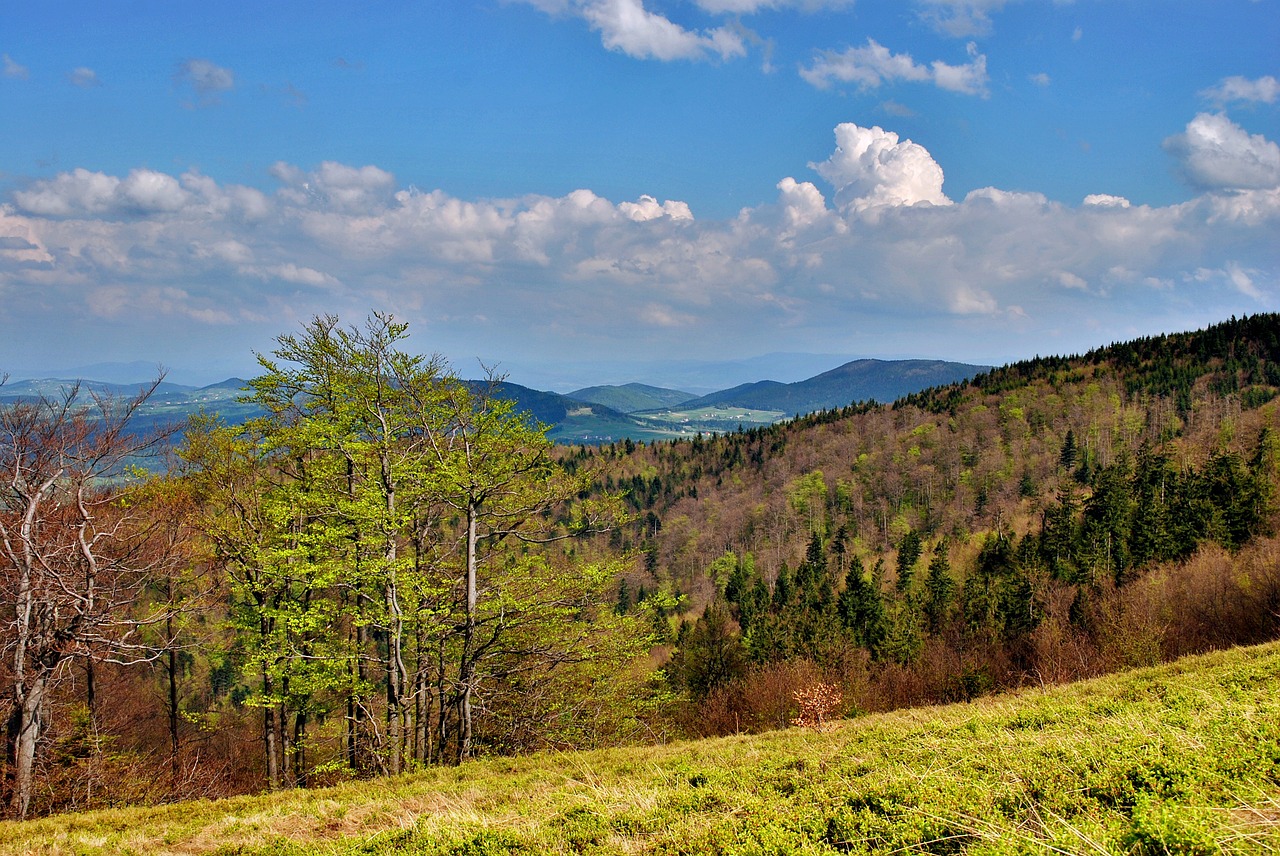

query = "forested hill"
[
  {"left": 904, "top": 313, "right": 1280, "bottom": 414},
  {"left": 579, "top": 313, "right": 1280, "bottom": 732},
  {"left": 682, "top": 358, "right": 990, "bottom": 415}
]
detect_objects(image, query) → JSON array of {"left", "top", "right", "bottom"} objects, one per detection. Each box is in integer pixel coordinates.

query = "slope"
[
  {"left": 3, "top": 641, "right": 1277, "bottom": 854},
  {"left": 590, "top": 313, "right": 1280, "bottom": 724}
]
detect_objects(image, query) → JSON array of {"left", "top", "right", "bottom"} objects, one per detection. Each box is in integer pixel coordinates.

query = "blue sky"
[{"left": 1, "top": 0, "right": 1277, "bottom": 389}]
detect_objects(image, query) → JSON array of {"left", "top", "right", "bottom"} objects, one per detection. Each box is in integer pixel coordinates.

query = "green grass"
[{"left": 6, "top": 642, "right": 1280, "bottom": 854}]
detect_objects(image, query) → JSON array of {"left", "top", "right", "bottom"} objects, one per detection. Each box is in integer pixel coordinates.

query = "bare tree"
[{"left": 0, "top": 378, "right": 180, "bottom": 819}]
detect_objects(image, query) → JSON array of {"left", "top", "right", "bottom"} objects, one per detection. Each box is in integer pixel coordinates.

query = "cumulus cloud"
[
  {"left": 13, "top": 168, "right": 194, "bottom": 216},
  {"left": 810, "top": 122, "right": 950, "bottom": 211},
  {"left": 11, "top": 167, "right": 272, "bottom": 219},
  {"left": 271, "top": 161, "right": 397, "bottom": 211},
  {"left": 174, "top": 58, "right": 234, "bottom": 105},
  {"left": 14, "top": 169, "right": 122, "bottom": 216},
  {"left": 1201, "top": 75, "right": 1280, "bottom": 106},
  {"left": 68, "top": 67, "right": 100, "bottom": 87},
  {"left": 618, "top": 195, "right": 694, "bottom": 221},
  {"left": 2, "top": 53, "right": 28, "bottom": 80},
  {"left": 801, "top": 39, "right": 988, "bottom": 96},
  {"left": 1083, "top": 194, "right": 1131, "bottom": 208},
  {"left": 518, "top": 0, "right": 745, "bottom": 61},
  {"left": 1165, "top": 113, "right": 1280, "bottom": 191},
  {"left": 2, "top": 118, "right": 1277, "bottom": 371}
]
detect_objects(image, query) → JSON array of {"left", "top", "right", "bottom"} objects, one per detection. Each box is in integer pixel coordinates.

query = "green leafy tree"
[{"left": 186, "top": 314, "right": 628, "bottom": 779}]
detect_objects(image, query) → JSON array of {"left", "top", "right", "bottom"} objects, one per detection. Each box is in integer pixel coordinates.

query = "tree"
[
  {"left": 0, "top": 379, "right": 181, "bottom": 818},
  {"left": 184, "top": 314, "right": 626, "bottom": 777},
  {"left": 837, "top": 556, "right": 885, "bottom": 657},
  {"left": 668, "top": 599, "right": 746, "bottom": 699},
  {"left": 422, "top": 374, "right": 620, "bottom": 762},
  {"left": 922, "top": 549, "right": 955, "bottom": 635},
  {"left": 895, "top": 530, "right": 922, "bottom": 594}
]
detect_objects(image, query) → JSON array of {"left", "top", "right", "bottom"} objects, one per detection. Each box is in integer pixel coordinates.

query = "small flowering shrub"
[{"left": 790, "top": 682, "right": 842, "bottom": 731}]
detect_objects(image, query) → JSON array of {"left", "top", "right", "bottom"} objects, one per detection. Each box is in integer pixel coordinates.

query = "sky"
[{"left": 1, "top": 0, "right": 1278, "bottom": 390}]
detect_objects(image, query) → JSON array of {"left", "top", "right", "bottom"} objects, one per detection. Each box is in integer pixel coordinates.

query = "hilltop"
[{"left": 1, "top": 640, "right": 1276, "bottom": 854}]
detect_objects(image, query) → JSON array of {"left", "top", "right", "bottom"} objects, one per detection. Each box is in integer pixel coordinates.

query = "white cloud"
[
  {"left": 2, "top": 118, "right": 1277, "bottom": 371},
  {"left": 1165, "top": 113, "right": 1280, "bottom": 191},
  {"left": 810, "top": 122, "right": 950, "bottom": 211},
  {"left": 119, "top": 169, "right": 191, "bottom": 212},
  {"left": 1083, "top": 194, "right": 1131, "bottom": 208},
  {"left": 915, "top": 0, "right": 1013, "bottom": 37},
  {"left": 1201, "top": 75, "right": 1280, "bottom": 106},
  {"left": 931, "top": 43, "right": 988, "bottom": 96},
  {"left": 1056, "top": 271, "right": 1088, "bottom": 290},
  {"left": 1029, "top": 72, "right": 1051, "bottom": 87},
  {"left": 260, "top": 263, "right": 341, "bottom": 288},
  {"left": 2, "top": 53, "right": 28, "bottom": 80},
  {"left": 11, "top": 167, "right": 274, "bottom": 221},
  {"left": 618, "top": 194, "right": 694, "bottom": 221},
  {"left": 801, "top": 39, "right": 988, "bottom": 97},
  {"left": 1225, "top": 261, "right": 1264, "bottom": 300},
  {"left": 692, "top": 0, "right": 853, "bottom": 12},
  {"left": 13, "top": 168, "right": 192, "bottom": 216},
  {"left": 639, "top": 302, "right": 697, "bottom": 327},
  {"left": 948, "top": 285, "right": 999, "bottom": 314},
  {"left": 13, "top": 169, "right": 122, "bottom": 216},
  {"left": 68, "top": 67, "right": 100, "bottom": 87},
  {"left": 519, "top": 0, "right": 746, "bottom": 61},
  {"left": 174, "top": 58, "right": 234, "bottom": 105},
  {"left": 275, "top": 161, "right": 397, "bottom": 211}
]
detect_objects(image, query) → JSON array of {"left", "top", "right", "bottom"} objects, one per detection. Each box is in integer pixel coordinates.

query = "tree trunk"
[
  {"left": 85, "top": 658, "right": 96, "bottom": 718},
  {"left": 8, "top": 675, "right": 47, "bottom": 819},
  {"left": 457, "top": 502, "right": 479, "bottom": 764},
  {"left": 293, "top": 711, "right": 308, "bottom": 787},
  {"left": 262, "top": 661, "right": 280, "bottom": 791},
  {"left": 167, "top": 625, "right": 180, "bottom": 787}
]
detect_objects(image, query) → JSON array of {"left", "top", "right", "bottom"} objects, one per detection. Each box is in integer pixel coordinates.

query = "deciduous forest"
[{"left": 2, "top": 313, "right": 1278, "bottom": 820}]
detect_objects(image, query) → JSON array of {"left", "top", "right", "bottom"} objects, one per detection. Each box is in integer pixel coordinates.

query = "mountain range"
[{"left": 0, "top": 356, "right": 991, "bottom": 444}]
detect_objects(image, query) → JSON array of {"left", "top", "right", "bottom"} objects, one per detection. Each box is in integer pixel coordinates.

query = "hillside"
[
  {"left": 2, "top": 640, "right": 1277, "bottom": 854},
  {"left": 579, "top": 314, "right": 1280, "bottom": 728}
]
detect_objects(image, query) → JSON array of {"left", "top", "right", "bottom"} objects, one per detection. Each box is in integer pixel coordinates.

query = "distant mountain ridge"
[
  {"left": 566, "top": 383, "right": 698, "bottom": 414},
  {"left": 2, "top": 356, "right": 992, "bottom": 444},
  {"left": 0, "top": 376, "right": 245, "bottom": 401},
  {"left": 665, "top": 358, "right": 990, "bottom": 416}
]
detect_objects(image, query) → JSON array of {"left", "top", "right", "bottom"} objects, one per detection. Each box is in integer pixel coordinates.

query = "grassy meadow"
[{"left": 4, "top": 641, "right": 1280, "bottom": 855}]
